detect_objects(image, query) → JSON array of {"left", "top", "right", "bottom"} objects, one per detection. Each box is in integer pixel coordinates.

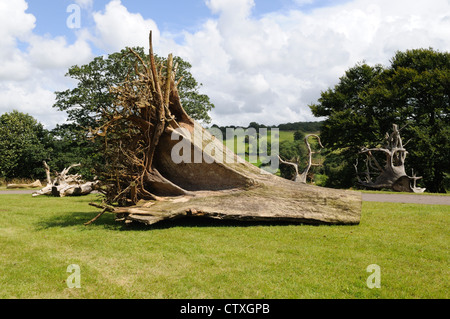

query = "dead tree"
[
  {"left": 32, "top": 161, "right": 99, "bottom": 197},
  {"left": 278, "top": 134, "right": 324, "bottom": 183},
  {"left": 354, "top": 124, "right": 425, "bottom": 193},
  {"left": 85, "top": 31, "right": 361, "bottom": 226}
]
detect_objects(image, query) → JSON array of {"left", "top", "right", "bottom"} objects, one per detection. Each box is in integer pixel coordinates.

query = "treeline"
[
  {"left": 210, "top": 121, "right": 323, "bottom": 135},
  {"left": 0, "top": 111, "right": 97, "bottom": 182}
]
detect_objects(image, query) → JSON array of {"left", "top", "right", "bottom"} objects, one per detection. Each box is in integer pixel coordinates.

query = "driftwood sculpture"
[
  {"left": 32, "top": 161, "right": 98, "bottom": 197},
  {"left": 86, "top": 31, "right": 361, "bottom": 226},
  {"left": 278, "top": 134, "right": 324, "bottom": 183},
  {"left": 354, "top": 124, "right": 425, "bottom": 193}
]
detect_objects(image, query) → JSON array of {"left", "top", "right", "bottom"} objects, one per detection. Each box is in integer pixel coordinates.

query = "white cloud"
[
  {"left": 0, "top": 0, "right": 93, "bottom": 129},
  {"left": 0, "top": 0, "right": 35, "bottom": 81},
  {"left": 166, "top": 0, "right": 450, "bottom": 126},
  {"left": 28, "top": 34, "right": 93, "bottom": 69},
  {"left": 92, "top": 0, "right": 161, "bottom": 52},
  {"left": 1, "top": 0, "right": 449, "bottom": 130},
  {"left": 0, "top": 81, "right": 66, "bottom": 128}
]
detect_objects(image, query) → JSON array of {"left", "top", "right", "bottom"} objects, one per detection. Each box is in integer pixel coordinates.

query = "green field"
[{"left": 0, "top": 193, "right": 448, "bottom": 299}]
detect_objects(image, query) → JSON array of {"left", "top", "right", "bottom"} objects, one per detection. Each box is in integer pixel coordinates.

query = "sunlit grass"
[{"left": 0, "top": 194, "right": 448, "bottom": 299}]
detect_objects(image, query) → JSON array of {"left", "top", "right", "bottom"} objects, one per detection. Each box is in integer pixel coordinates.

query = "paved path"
[
  {"left": 361, "top": 193, "right": 450, "bottom": 205},
  {"left": 1, "top": 190, "right": 449, "bottom": 205},
  {"left": 0, "top": 190, "right": 37, "bottom": 195}
]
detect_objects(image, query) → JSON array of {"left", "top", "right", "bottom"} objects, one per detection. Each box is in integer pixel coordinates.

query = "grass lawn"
[{"left": 0, "top": 193, "right": 448, "bottom": 299}]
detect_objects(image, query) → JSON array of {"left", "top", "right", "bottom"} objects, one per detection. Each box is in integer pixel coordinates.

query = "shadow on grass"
[
  {"left": 117, "top": 216, "right": 325, "bottom": 231},
  {"left": 36, "top": 210, "right": 318, "bottom": 231},
  {"left": 35, "top": 211, "right": 120, "bottom": 230}
]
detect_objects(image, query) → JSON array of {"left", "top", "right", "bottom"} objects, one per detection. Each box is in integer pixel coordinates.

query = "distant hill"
[
  {"left": 210, "top": 121, "right": 323, "bottom": 133},
  {"left": 275, "top": 121, "right": 323, "bottom": 132}
]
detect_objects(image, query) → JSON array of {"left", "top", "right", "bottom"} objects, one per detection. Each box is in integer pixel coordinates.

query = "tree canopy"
[
  {"left": 310, "top": 48, "right": 449, "bottom": 192},
  {"left": 0, "top": 111, "right": 51, "bottom": 179},
  {"left": 53, "top": 47, "right": 215, "bottom": 128}
]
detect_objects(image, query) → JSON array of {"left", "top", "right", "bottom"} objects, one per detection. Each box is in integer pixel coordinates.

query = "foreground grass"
[{"left": 0, "top": 194, "right": 448, "bottom": 299}]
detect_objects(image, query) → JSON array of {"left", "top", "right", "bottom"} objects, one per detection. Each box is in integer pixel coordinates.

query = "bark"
[{"left": 86, "top": 31, "right": 362, "bottom": 226}]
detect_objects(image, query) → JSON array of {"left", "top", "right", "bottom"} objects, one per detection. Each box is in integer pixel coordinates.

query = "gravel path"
[
  {"left": 0, "top": 190, "right": 37, "bottom": 195},
  {"left": 1, "top": 190, "right": 449, "bottom": 205},
  {"left": 361, "top": 193, "right": 450, "bottom": 205}
]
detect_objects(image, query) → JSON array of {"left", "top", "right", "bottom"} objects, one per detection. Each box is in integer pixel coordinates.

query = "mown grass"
[{"left": 0, "top": 194, "right": 448, "bottom": 299}]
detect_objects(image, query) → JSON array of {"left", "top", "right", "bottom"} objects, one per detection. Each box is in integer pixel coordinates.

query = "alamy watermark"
[
  {"left": 66, "top": 4, "right": 81, "bottom": 29},
  {"left": 170, "top": 123, "right": 280, "bottom": 174},
  {"left": 366, "top": 264, "right": 381, "bottom": 289},
  {"left": 66, "top": 264, "right": 81, "bottom": 288}
]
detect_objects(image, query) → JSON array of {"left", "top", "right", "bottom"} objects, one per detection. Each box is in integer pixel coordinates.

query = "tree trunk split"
[{"left": 87, "top": 31, "right": 362, "bottom": 226}]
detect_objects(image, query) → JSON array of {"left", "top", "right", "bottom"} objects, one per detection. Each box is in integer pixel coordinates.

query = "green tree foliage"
[
  {"left": 293, "top": 130, "right": 306, "bottom": 141},
  {"left": 50, "top": 47, "right": 215, "bottom": 180},
  {"left": 54, "top": 47, "right": 215, "bottom": 128},
  {"left": 47, "top": 124, "right": 99, "bottom": 179},
  {"left": 310, "top": 48, "right": 449, "bottom": 192},
  {"left": 0, "top": 111, "right": 51, "bottom": 179},
  {"left": 277, "top": 121, "right": 323, "bottom": 132}
]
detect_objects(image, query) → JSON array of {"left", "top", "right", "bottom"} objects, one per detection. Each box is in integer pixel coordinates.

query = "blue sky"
[
  {"left": 1, "top": 0, "right": 449, "bottom": 128},
  {"left": 26, "top": 0, "right": 350, "bottom": 44}
]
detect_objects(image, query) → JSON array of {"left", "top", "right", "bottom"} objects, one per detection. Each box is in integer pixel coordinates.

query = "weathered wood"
[
  {"left": 355, "top": 124, "right": 425, "bottom": 193},
  {"left": 110, "top": 178, "right": 361, "bottom": 226},
  {"left": 7, "top": 180, "right": 42, "bottom": 189},
  {"left": 85, "top": 31, "right": 362, "bottom": 227}
]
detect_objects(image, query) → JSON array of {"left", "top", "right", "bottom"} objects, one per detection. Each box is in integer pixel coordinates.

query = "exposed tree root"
[{"left": 86, "top": 31, "right": 362, "bottom": 227}]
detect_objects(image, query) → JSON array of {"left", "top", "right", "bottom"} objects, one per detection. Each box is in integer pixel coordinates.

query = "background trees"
[
  {"left": 53, "top": 47, "right": 215, "bottom": 128},
  {"left": 0, "top": 111, "right": 51, "bottom": 180},
  {"left": 0, "top": 48, "right": 215, "bottom": 182},
  {"left": 311, "top": 48, "right": 449, "bottom": 192}
]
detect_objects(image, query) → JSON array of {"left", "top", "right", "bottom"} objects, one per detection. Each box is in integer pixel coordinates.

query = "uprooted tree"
[
  {"left": 354, "top": 124, "right": 425, "bottom": 193},
  {"left": 85, "top": 31, "right": 361, "bottom": 226},
  {"left": 32, "top": 161, "right": 99, "bottom": 197}
]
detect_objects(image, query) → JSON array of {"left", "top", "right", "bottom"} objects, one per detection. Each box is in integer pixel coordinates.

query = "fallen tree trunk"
[
  {"left": 86, "top": 31, "right": 361, "bottom": 226},
  {"left": 7, "top": 180, "right": 42, "bottom": 189}
]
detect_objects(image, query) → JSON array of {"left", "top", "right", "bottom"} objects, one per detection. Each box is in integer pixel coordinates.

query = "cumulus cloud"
[
  {"left": 0, "top": 0, "right": 35, "bottom": 80},
  {"left": 169, "top": 0, "right": 450, "bottom": 126},
  {"left": 92, "top": 0, "right": 160, "bottom": 52},
  {"left": 27, "top": 34, "right": 93, "bottom": 69},
  {"left": 1, "top": 0, "right": 449, "bottom": 129},
  {"left": 0, "top": 0, "right": 93, "bottom": 128}
]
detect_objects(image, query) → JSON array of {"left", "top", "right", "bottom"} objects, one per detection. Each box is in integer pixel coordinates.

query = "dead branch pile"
[{"left": 32, "top": 161, "right": 99, "bottom": 197}]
